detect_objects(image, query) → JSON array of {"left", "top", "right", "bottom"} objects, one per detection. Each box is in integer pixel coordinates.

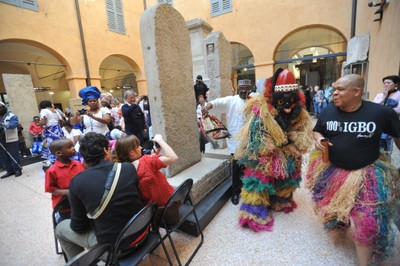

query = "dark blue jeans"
[
  {"left": 231, "top": 154, "right": 243, "bottom": 195},
  {"left": 0, "top": 140, "right": 22, "bottom": 173}
]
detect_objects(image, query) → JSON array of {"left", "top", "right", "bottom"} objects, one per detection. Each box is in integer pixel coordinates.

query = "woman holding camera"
[
  {"left": 115, "top": 134, "right": 178, "bottom": 207},
  {"left": 70, "top": 86, "right": 111, "bottom": 136}
]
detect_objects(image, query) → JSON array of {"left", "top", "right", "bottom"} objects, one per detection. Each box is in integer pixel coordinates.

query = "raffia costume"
[
  {"left": 235, "top": 69, "right": 313, "bottom": 231},
  {"left": 306, "top": 101, "right": 400, "bottom": 261}
]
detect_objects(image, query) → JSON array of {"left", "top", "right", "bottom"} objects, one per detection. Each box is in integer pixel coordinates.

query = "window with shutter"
[
  {"left": 210, "top": 0, "right": 232, "bottom": 18},
  {"left": 0, "top": 0, "right": 38, "bottom": 11},
  {"left": 105, "top": 0, "right": 126, "bottom": 34}
]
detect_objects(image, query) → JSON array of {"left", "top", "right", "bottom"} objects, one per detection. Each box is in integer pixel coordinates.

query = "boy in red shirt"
[{"left": 45, "top": 139, "right": 85, "bottom": 208}]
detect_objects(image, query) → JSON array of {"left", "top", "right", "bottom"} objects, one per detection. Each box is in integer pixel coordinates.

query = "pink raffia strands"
[
  {"left": 318, "top": 169, "right": 350, "bottom": 207},
  {"left": 252, "top": 105, "right": 261, "bottom": 116},
  {"left": 239, "top": 216, "right": 274, "bottom": 232},
  {"left": 243, "top": 168, "right": 273, "bottom": 184},
  {"left": 350, "top": 167, "right": 378, "bottom": 246}
]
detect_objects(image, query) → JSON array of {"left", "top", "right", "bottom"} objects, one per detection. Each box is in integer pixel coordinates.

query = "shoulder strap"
[{"left": 87, "top": 162, "right": 122, "bottom": 219}]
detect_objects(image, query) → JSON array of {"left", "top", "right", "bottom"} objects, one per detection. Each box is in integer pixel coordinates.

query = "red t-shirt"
[
  {"left": 45, "top": 160, "right": 85, "bottom": 208},
  {"left": 29, "top": 122, "right": 44, "bottom": 135},
  {"left": 136, "top": 154, "right": 174, "bottom": 206}
]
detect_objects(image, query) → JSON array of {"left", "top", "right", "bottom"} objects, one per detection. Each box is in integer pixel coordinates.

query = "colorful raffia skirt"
[
  {"left": 238, "top": 153, "right": 302, "bottom": 232},
  {"left": 306, "top": 149, "right": 399, "bottom": 260},
  {"left": 41, "top": 125, "right": 64, "bottom": 163}
]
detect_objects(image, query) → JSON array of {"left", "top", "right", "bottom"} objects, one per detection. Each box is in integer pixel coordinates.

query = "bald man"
[{"left": 306, "top": 74, "right": 400, "bottom": 266}]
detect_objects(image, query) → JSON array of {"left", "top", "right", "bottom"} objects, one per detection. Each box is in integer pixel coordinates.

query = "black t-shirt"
[
  {"left": 194, "top": 83, "right": 209, "bottom": 100},
  {"left": 314, "top": 101, "right": 400, "bottom": 170},
  {"left": 69, "top": 160, "right": 144, "bottom": 244}
]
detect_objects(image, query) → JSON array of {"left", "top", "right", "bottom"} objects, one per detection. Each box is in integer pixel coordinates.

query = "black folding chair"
[
  {"left": 65, "top": 243, "right": 111, "bottom": 266},
  {"left": 158, "top": 178, "right": 204, "bottom": 266},
  {"left": 107, "top": 203, "right": 170, "bottom": 266},
  {"left": 53, "top": 195, "right": 71, "bottom": 261}
]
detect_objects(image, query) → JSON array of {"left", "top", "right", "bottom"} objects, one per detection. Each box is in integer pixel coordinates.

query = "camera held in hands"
[{"left": 78, "top": 108, "right": 87, "bottom": 115}]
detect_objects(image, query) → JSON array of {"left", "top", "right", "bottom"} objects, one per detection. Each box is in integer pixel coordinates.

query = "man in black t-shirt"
[
  {"left": 55, "top": 133, "right": 144, "bottom": 261},
  {"left": 307, "top": 74, "right": 400, "bottom": 266},
  {"left": 194, "top": 75, "right": 209, "bottom": 105}
]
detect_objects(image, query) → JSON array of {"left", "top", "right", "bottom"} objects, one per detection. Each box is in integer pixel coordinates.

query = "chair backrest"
[
  {"left": 160, "top": 178, "right": 193, "bottom": 222},
  {"left": 65, "top": 243, "right": 111, "bottom": 266},
  {"left": 53, "top": 196, "right": 71, "bottom": 226},
  {"left": 112, "top": 203, "right": 158, "bottom": 257}
]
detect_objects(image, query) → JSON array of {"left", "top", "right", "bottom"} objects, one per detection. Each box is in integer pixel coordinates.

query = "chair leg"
[
  {"left": 157, "top": 231, "right": 174, "bottom": 266},
  {"left": 165, "top": 228, "right": 183, "bottom": 266},
  {"left": 55, "top": 234, "right": 63, "bottom": 255},
  {"left": 184, "top": 207, "right": 204, "bottom": 266}
]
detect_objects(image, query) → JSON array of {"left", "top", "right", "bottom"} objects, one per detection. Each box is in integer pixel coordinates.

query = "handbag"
[
  {"left": 200, "top": 115, "right": 230, "bottom": 140},
  {"left": 32, "top": 135, "right": 43, "bottom": 154},
  {"left": 87, "top": 162, "right": 121, "bottom": 219}
]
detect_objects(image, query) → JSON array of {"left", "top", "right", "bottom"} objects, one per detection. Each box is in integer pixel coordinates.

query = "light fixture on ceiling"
[{"left": 33, "top": 87, "right": 51, "bottom": 92}]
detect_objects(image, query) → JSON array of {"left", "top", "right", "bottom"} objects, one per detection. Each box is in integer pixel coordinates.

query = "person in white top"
[
  {"left": 62, "top": 121, "right": 82, "bottom": 144},
  {"left": 202, "top": 79, "right": 252, "bottom": 205},
  {"left": 70, "top": 86, "right": 111, "bottom": 136},
  {"left": 373, "top": 75, "right": 400, "bottom": 154},
  {"left": 39, "top": 100, "right": 64, "bottom": 163}
]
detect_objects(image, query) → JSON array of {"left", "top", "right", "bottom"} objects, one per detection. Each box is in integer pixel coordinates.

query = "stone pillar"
[
  {"left": 2, "top": 74, "right": 39, "bottom": 148},
  {"left": 140, "top": 3, "right": 201, "bottom": 177},
  {"left": 203, "top": 31, "right": 232, "bottom": 100},
  {"left": 186, "top": 18, "right": 213, "bottom": 84}
]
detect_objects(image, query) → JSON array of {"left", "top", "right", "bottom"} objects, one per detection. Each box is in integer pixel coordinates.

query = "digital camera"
[{"left": 78, "top": 108, "right": 87, "bottom": 115}]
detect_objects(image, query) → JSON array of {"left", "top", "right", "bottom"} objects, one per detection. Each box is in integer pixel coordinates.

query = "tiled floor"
[{"left": 0, "top": 146, "right": 399, "bottom": 266}]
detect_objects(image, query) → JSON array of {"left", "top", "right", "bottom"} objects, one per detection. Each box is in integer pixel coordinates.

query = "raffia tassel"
[
  {"left": 324, "top": 169, "right": 364, "bottom": 221},
  {"left": 275, "top": 187, "right": 296, "bottom": 198},
  {"left": 241, "top": 190, "right": 270, "bottom": 206},
  {"left": 258, "top": 101, "right": 288, "bottom": 146},
  {"left": 238, "top": 211, "right": 274, "bottom": 225},
  {"left": 306, "top": 149, "right": 330, "bottom": 189}
]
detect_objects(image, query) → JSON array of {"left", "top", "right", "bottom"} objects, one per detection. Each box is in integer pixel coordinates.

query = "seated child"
[
  {"left": 45, "top": 138, "right": 85, "bottom": 208},
  {"left": 115, "top": 134, "right": 178, "bottom": 207}
]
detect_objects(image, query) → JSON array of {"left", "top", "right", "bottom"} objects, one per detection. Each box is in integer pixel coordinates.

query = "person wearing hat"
[
  {"left": 202, "top": 79, "right": 253, "bottom": 205},
  {"left": 234, "top": 69, "right": 313, "bottom": 231},
  {"left": 0, "top": 102, "right": 22, "bottom": 178},
  {"left": 70, "top": 86, "right": 112, "bottom": 136},
  {"left": 194, "top": 75, "right": 209, "bottom": 106}
]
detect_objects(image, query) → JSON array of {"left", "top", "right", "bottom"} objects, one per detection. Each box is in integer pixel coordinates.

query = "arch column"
[{"left": 136, "top": 79, "right": 147, "bottom": 96}]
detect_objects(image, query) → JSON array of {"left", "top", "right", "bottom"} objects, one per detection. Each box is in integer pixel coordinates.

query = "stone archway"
[
  {"left": 231, "top": 42, "right": 255, "bottom": 88},
  {"left": 99, "top": 55, "right": 143, "bottom": 99},
  {"left": 0, "top": 39, "right": 71, "bottom": 147},
  {"left": 273, "top": 25, "right": 347, "bottom": 87}
]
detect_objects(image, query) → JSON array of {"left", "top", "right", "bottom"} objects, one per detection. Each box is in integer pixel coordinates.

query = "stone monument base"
[{"left": 167, "top": 145, "right": 232, "bottom": 236}]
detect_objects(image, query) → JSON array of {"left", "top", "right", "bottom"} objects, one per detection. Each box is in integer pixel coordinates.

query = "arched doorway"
[
  {"left": 99, "top": 55, "right": 141, "bottom": 99},
  {"left": 0, "top": 39, "right": 71, "bottom": 149},
  {"left": 0, "top": 40, "right": 70, "bottom": 108},
  {"left": 274, "top": 25, "right": 347, "bottom": 88},
  {"left": 231, "top": 42, "right": 255, "bottom": 88}
]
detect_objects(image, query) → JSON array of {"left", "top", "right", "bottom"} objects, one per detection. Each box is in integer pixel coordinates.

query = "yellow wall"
[
  {"left": 0, "top": 0, "right": 147, "bottom": 98},
  {"left": 152, "top": 0, "right": 352, "bottom": 79},
  {"left": 355, "top": 1, "right": 400, "bottom": 99},
  {"left": 1, "top": 0, "right": 398, "bottom": 104}
]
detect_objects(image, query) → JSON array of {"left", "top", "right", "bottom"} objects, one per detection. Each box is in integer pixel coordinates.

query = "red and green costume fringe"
[{"left": 235, "top": 97, "right": 313, "bottom": 232}]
